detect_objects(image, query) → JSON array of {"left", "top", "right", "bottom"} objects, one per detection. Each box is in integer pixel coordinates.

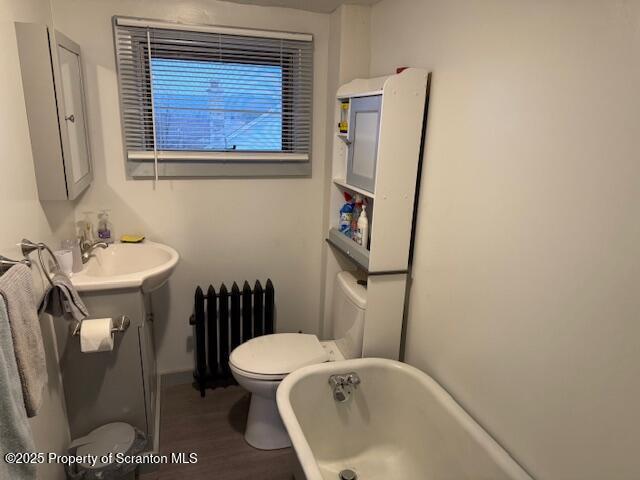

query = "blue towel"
[
  {"left": 0, "top": 264, "right": 46, "bottom": 417},
  {"left": 0, "top": 295, "right": 36, "bottom": 479}
]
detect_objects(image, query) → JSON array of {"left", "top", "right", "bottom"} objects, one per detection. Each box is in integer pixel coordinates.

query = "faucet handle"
[
  {"left": 328, "top": 374, "right": 343, "bottom": 388},
  {"left": 346, "top": 372, "right": 361, "bottom": 387}
]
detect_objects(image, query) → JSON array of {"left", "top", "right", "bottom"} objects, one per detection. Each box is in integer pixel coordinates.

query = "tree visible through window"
[{"left": 151, "top": 58, "right": 283, "bottom": 152}]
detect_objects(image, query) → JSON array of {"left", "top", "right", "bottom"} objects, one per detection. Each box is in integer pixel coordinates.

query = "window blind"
[{"left": 113, "top": 17, "right": 313, "bottom": 177}]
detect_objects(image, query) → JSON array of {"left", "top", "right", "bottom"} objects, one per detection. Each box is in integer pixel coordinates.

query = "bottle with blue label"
[{"left": 339, "top": 192, "right": 354, "bottom": 237}]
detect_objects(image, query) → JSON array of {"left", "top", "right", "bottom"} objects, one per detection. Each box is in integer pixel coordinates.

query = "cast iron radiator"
[{"left": 189, "top": 280, "right": 275, "bottom": 396}]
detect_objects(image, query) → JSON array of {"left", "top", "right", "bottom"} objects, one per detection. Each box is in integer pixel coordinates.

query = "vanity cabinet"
[
  {"left": 15, "top": 23, "right": 92, "bottom": 201},
  {"left": 55, "top": 289, "right": 159, "bottom": 454}
]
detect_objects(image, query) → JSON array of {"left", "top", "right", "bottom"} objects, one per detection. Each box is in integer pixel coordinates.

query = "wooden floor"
[{"left": 141, "top": 383, "right": 296, "bottom": 480}]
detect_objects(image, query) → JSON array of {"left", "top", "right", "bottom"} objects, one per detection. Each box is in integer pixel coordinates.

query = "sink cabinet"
[
  {"left": 55, "top": 289, "right": 159, "bottom": 453},
  {"left": 54, "top": 242, "right": 177, "bottom": 458}
]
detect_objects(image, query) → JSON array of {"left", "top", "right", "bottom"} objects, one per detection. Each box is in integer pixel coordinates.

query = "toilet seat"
[
  {"left": 229, "top": 363, "right": 287, "bottom": 381},
  {"left": 229, "top": 333, "right": 329, "bottom": 380}
]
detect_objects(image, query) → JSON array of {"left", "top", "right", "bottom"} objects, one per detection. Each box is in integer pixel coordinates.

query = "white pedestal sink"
[
  {"left": 58, "top": 241, "right": 179, "bottom": 468},
  {"left": 71, "top": 241, "right": 179, "bottom": 293}
]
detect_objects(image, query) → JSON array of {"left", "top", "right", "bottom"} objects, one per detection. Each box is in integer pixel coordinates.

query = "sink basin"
[
  {"left": 71, "top": 241, "right": 179, "bottom": 293},
  {"left": 277, "top": 358, "right": 533, "bottom": 480}
]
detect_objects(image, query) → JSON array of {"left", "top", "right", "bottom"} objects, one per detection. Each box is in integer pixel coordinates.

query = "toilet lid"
[{"left": 229, "top": 333, "right": 329, "bottom": 376}]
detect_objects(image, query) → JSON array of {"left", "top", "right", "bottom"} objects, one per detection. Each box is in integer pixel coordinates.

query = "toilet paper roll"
[{"left": 80, "top": 318, "right": 114, "bottom": 353}]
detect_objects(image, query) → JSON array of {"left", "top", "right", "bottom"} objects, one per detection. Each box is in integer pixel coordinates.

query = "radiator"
[{"left": 189, "top": 279, "right": 275, "bottom": 396}]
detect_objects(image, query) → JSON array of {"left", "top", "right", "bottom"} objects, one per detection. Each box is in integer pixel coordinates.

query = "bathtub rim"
[{"left": 276, "top": 357, "right": 533, "bottom": 480}]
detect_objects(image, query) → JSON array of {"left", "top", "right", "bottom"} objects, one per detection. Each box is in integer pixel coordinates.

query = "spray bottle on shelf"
[
  {"left": 356, "top": 205, "right": 369, "bottom": 247},
  {"left": 351, "top": 194, "right": 363, "bottom": 241},
  {"left": 339, "top": 192, "right": 354, "bottom": 237}
]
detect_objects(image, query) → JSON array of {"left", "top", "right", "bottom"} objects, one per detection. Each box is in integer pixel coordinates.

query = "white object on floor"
[
  {"left": 69, "top": 422, "right": 137, "bottom": 480},
  {"left": 229, "top": 271, "right": 366, "bottom": 450},
  {"left": 80, "top": 318, "right": 114, "bottom": 353},
  {"left": 74, "top": 422, "right": 135, "bottom": 469},
  {"left": 277, "top": 358, "right": 534, "bottom": 480}
]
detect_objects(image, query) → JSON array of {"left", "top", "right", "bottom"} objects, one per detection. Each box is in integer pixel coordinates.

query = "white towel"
[
  {"left": 0, "top": 264, "right": 46, "bottom": 417},
  {"left": 0, "top": 295, "right": 37, "bottom": 480}
]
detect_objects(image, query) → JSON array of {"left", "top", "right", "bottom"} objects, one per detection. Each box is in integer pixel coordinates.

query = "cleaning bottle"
[
  {"left": 339, "top": 192, "right": 354, "bottom": 237},
  {"left": 351, "top": 194, "right": 363, "bottom": 241},
  {"left": 356, "top": 205, "right": 369, "bottom": 247},
  {"left": 97, "top": 210, "right": 114, "bottom": 244}
]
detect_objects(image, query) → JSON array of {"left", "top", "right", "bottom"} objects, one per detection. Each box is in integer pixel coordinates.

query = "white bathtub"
[{"left": 277, "top": 358, "right": 532, "bottom": 480}]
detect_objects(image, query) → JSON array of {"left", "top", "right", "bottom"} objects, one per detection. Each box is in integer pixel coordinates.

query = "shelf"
[
  {"left": 336, "top": 132, "right": 350, "bottom": 144},
  {"left": 333, "top": 178, "right": 375, "bottom": 199},
  {"left": 326, "top": 228, "right": 409, "bottom": 276},
  {"left": 326, "top": 228, "right": 369, "bottom": 271}
]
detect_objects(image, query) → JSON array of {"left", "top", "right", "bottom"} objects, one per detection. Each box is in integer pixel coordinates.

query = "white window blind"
[{"left": 113, "top": 17, "right": 313, "bottom": 178}]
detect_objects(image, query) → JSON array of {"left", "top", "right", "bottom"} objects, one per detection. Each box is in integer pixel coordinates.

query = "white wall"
[
  {"left": 52, "top": 0, "right": 330, "bottom": 373},
  {"left": 370, "top": 0, "right": 640, "bottom": 478},
  {"left": 0, "top": 0, "right": 74, "bottom": 478}
]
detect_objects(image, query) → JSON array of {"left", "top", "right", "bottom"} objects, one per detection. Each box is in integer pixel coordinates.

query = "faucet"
[
  {"left": 80, "top": 240, "right": 108, "bottom": 264},
  {"left": 329, "top": 372, "right": 361, "bottom": 403}
]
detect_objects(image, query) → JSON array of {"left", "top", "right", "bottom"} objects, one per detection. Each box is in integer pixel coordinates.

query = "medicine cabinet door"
[
  {"left": 54, "top": 32, "right": 93, "bottom": 200},
  {"left": 346, "top": 95, "right": 382, "bottom": 193}
]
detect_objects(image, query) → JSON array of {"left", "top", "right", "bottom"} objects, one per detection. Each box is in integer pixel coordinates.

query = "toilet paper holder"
[{"left": 70, "top": 316, "right": 131, "bottom": 337}]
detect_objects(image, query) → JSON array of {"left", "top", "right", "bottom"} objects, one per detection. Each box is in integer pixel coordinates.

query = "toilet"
[{"left": 229, "top": 271, "right": 367, "bottom": 450}]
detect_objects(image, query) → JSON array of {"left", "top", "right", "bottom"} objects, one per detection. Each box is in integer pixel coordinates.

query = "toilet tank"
[{"left": 331, "top": 271, "right": 367, "bottom": 359}]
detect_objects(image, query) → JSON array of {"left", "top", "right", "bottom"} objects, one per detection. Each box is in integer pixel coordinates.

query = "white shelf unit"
[{"left": 324, "top": 68, "right": 431, "bottom": 360}]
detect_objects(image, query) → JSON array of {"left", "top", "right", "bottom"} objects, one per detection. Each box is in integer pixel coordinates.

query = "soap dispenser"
[
  {"left": 356, "top": 205, "right": 369, "bottom": 248},
  {"left": 79, "top": 212, "right": 95, "bottom": 245},
  {"left": 97, "top": 210, "right": 114, "bottom": 244}
]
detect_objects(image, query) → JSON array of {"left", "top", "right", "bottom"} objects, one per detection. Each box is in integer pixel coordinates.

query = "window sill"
[
  {"left": 127, "top": 154, "right": 311, "bottom": 179},
  {"left": 127, "top": 151, "right": 309, "bottom": 162}
]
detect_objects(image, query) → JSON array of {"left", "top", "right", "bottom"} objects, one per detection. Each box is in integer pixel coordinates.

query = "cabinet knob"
[{"left": 65, "top": 114, "right": 75, "bottom": 123}]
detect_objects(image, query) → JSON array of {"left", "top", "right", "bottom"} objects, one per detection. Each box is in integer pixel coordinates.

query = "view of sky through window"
[{"left": 151, "top": 58, "right": 283, "bottom": 151}]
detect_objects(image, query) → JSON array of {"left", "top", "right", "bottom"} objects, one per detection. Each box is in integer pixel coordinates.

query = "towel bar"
[
  {"left": 69, "top": 315, "right": 131, "bottom": 337},
  {"left": 21, "top": 239, "right": 61, "bottom": 289},
  {"left": 1, "top": 239, "right": 61, "bottom": 283},
  {"left": 0, "top": 256, "right": 32, "bottom": 275}
]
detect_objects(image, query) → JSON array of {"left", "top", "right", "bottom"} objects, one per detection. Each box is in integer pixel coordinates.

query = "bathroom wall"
[
  {"left": 369, "top": 0, "right": 640, "bottom": 478},
  {"left": 0, "top": 0, "right": 75, "bottom": 478},
  {"left": 51, "top": 0, "right": 330, "bottom": 374}
]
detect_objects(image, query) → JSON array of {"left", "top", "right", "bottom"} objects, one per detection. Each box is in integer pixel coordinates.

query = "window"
[
  {"left": 152, "top": 59, "right": 283, "bottom": 151},
  {"left": 113, "top": 17, "right": 313, "bottom": 178}
]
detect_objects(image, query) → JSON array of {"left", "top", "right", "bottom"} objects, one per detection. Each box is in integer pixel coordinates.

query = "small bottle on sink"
[{"left": 97, "top": 210, "right": 115, "bottom": 244}]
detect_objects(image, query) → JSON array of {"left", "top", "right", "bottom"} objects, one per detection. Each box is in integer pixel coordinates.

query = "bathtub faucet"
[{"left": 329, "top": 372, "right": 361, "bottom": 402}]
